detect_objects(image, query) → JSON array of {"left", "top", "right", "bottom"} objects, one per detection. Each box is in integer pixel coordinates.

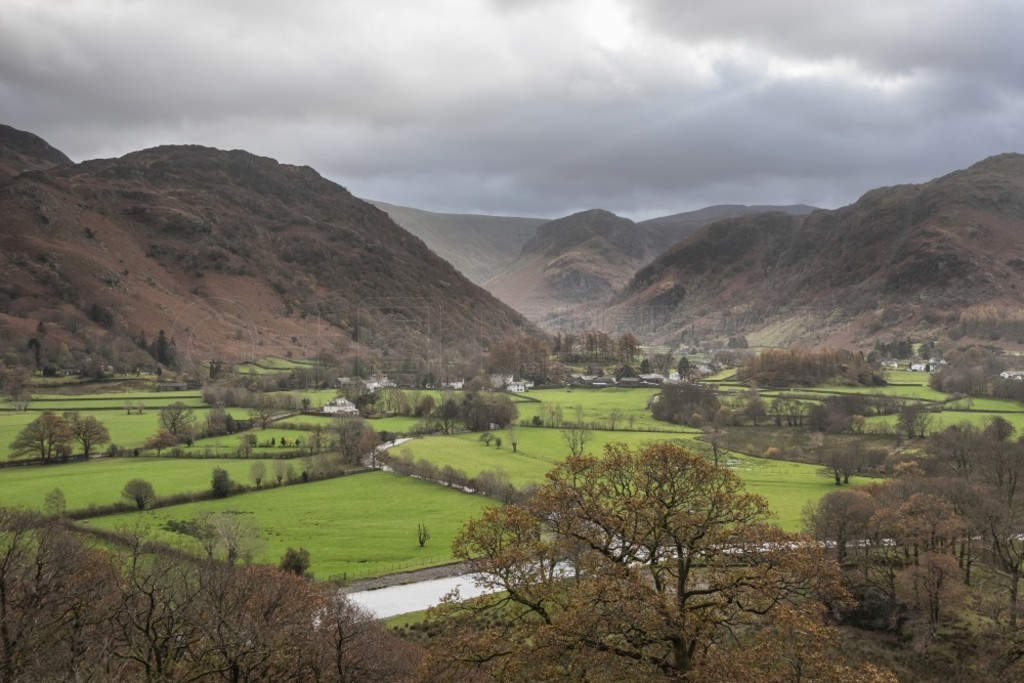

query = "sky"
[{"left": 2, "top": 0, "right": 1022, "bottom": 220}]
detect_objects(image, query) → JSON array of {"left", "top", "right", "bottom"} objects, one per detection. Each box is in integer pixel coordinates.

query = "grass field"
[
  {"left": 4, "top": 375, "right": 959, "bottom": 584},
  {"left": 397, "top": 428, "right": 851, "bottom": 531},
  {"left": 515, "top": 387, "right": 685, "bottom": 432},
  {"left": 235, "top": 357, "right": 318, "bottom": 374},
  {"left": 1, "top": 404, "right": 257, "bottom": 461},
  {"left": 0, "top": 456, "right": 281, "bottom": 512},
  {"left": 81, "top": 471, "right": 497, "bottom": 580}
]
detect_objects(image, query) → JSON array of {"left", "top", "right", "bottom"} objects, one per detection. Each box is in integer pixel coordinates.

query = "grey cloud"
[{"left": 0, "top": 0, "right": 1020, "bottom": 220}]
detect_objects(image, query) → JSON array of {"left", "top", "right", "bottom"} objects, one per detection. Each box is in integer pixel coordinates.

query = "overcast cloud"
[{"left": 1, "top": 0, "right": 1021, "bottom": 219}]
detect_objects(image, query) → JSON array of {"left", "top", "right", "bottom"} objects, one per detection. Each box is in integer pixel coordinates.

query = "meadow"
[
  {"left": 0, "top": 456, "right": 280, "bottom": 512},
  {"left": 10, "top": 363, "right": 1020, "bottom": 585},
  {"left": 397, "top": 427, "right": 851, "bottom": 531},
  {"left": 515, "top": 387, "right": 683, "bottom": 432},
  {"left": 81, "top": 470, "right": 497, "bottom": 580}
]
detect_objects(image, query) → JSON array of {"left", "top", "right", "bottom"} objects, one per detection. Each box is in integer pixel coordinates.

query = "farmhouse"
[
  {"left": 1000, "top": 370, "right": 1024, "bottom": 380},
  {"left": 507, "top": 380, "right": 528, "bottom": 393},
  {"left": 322, "top": 398, "right": 359, "bottom": 415}
]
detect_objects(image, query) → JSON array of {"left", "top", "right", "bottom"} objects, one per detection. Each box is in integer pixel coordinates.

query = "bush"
[
  {"left": 211, "top": 467, "right": 233, "bottom": 498},
  {"left": 280, "top": 547, "right": 311, "bottom": 577}
]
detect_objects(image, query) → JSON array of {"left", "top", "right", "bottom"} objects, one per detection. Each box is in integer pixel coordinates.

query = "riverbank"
[{"left": 341, "top": 560, "right": 473, "bottom": 593}]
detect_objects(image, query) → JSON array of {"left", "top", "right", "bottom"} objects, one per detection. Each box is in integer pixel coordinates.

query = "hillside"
[
  {"left": 484, "top": 205, "right": 815, "bottom": 325},
  {"left": 0, "top": 126, "right": 533, "bottom": 380},
  {"left": 637, "top": 203, "right": 816, "bottom": 253},
  {"left": 0, "top": 123, "right": 72, "bottom": 178},
  {"left": 369, "top": 200, "right": 545, "bottom": 284},
  {"left": 614, "top": 153, "right": 1024, "bottom": 348}
]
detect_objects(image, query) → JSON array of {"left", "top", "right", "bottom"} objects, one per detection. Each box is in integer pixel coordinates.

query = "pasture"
[
  {"left": 515, "top": 387, "right": 683, "bottom": 432},
  {"left": 81, "top": 470, "right": 497, "bottom": 580},
  {"left": 9, "top": 365, "right": 1005, "bottom": 586},
  {"left": 0, "top": 456, "right": 281, "bottom": 512},
  {"left": 397, "top": 428, "right": 852, "bottom": 531}
]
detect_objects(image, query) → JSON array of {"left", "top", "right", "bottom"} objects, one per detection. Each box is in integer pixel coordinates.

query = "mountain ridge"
[
  {"left": 0, "top": 126, "right": 533, "bottom": 379},
  {"left": 613, "top": 152, "right": 1024, "bottom": 348}
]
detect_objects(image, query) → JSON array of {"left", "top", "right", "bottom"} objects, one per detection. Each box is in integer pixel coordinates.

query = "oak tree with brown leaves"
[{"left": 422, "top": 443, "right": 865, "bottom": 681}]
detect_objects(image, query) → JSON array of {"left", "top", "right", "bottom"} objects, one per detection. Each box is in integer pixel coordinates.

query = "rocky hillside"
[
  {"left": 369, "top": 201, "right": 545, "bottom": 284},
  {"left": 0, "top": 124, "right": 72, "bottom": 178},
  {"left": 613, "top": 153, "right": 1024, "bottom": 348},
  {"left": 0, "top": 125, "right": 533, "bottom": 378}
]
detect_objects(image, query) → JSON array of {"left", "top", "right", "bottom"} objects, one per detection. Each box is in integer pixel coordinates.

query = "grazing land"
[
  {"left": 81, "top": 470, "right": 496, "bottom": 580},
  {"left": 398, "top": 428, "right": 849, "bottom": 530},
  {"left": 0, "top": 457, "right": 280, "bottom": 512},
  {"left": 10, "top": 364, "right": 1022, "bottom": 584}
]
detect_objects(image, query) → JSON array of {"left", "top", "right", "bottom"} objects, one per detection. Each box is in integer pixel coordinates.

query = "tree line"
[
  {"left": 0, "top": 510, "right": 418, "bottom": 682},
  {"left": 804, "top": 416, "right": 1024, "bottom": 678}
]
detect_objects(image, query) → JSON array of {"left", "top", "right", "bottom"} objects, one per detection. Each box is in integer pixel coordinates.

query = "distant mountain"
[
  {"left": 612, "top": 153, "right": 1024, "bottom": 348},
  {"left": 637, "top": 204, "right": 817, "bottom": 253},
  {"left": 484, "top": 205, "right": 815, "bottom": 325},
  {"left": 0, "top": 125, "right": 533, "bottom": 379},
  {"left": 369, "top": 201, "right": 545, "bottom": 284}
]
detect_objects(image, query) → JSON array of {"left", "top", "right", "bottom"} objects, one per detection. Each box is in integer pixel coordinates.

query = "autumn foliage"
[{"left": 421, "top": 443, "right": 883, "bottom": 681}]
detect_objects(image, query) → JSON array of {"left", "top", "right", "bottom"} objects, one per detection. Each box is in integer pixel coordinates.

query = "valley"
[{"left": 4, "top": 123, "right": 1024, "bottom": 680}]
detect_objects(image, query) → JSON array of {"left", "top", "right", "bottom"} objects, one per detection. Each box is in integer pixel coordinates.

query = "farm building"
[{"left": 322, "top": 398, "right": 359, "bottom": 415}]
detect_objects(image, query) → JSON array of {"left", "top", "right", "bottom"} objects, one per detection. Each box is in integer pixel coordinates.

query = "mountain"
[
  {"left": 637, "top": 204, "right": 816, "bottom": 252},
  {"left": 613, "top": 153, "right": 1024, "bottom": 348},
  {"left": 368, "top": 201, "right": 545, "bottom": 284},
  {"left": 0, "top": 123, "right": 72, "bottom": 178},
  {"left": 0, "top": 125, "right": 533, "bottom": 379},
  {"left": 484, "top": 205, "right": 815, "bottom": 325}
]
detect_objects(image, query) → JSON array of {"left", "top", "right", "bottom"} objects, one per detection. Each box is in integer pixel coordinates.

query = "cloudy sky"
[{"left": 2, "top": 0, "right": 1021, "bottom": 220}]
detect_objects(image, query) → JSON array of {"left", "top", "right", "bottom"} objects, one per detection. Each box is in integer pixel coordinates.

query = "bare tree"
[
  {"left": 249, "top": 461, "right": 267, "bottom": 489},
  {"left": 10, "top": 411, "right": 73, "bottom": 461},
  {"left": 122, "top": 479, "right": 156, "bottom": 510},
  {"left": 159, "top": 402, "right": 196, "bottom": 441},
  {"left": 64, "top": 411, "right": 111, "bottom": 457},
  {"left": 561, "top": 408, "right": 592, "bottom": 458},
  {"left": 273, "top": 459, "right": 290, "bottom": 486},
  {"left": 560, "top": 425, "right": 590, "bottom": 457},
  {"left": 506, "top": 423, "right": 519, "bottom": 452}
]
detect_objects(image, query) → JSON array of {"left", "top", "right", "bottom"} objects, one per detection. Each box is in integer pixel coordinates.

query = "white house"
[
  {"left": 322, "top": 398, "right": 359, "bottom": 415},
  {"left": 1000, "top": 370, "right": 1024, "bottom": 380},
  {"left": 507, "top": 380, "right": 528, "bottom": 393}
]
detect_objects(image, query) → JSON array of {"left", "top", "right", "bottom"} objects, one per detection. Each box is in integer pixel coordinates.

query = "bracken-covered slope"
[
  {"left": 0, "top": 125, "right": 533, "bottom": 377},
  {"left": 368, "top": 200, "right": 546, "bottom": 284},
  {"left": 613, "top": 153, "right": 1024, "bottom": 348}
]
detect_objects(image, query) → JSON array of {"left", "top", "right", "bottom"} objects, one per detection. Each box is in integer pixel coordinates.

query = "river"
[{"left": 347, "top": 573, "right": 491, "bottom": 618}]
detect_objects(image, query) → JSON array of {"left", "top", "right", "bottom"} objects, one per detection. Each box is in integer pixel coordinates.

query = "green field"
[
  {"left": 1, "top": 403, "right": 257, "bottom": 460},
  {"left": 0, "top": 456, "right": 280, "bottom": 512},
  {"left": 235, "top": 357, "right": 318, "bottom": 374},
  {"left": 2, "top": 377, "right": 939, "bottom": 584},
  {"left": 81, "top": 471, "right": 497, "bottom": 580},
  {"left": 515, "top": 387, "right": 685, "bottom": 432},
  {"left": 397, "top": 428, "right": 853, "bottom": 531}
]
